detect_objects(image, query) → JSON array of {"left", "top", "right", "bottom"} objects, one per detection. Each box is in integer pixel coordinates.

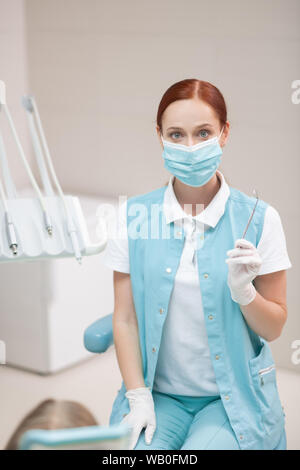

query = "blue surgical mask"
[{"left": 161, "top": 126, "right": 225, "bottom": 187}]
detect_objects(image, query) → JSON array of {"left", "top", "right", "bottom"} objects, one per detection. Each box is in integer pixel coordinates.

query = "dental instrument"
[
  {"left": 0, "top": 175, "right": 18, "bottom": 255},
  {"left": 0, "top": 83, "right": 53, "bottom": 237},
  {"left": 0, "top": 132, "right": 18, "bottom": 199},
  {"left": 22, "top": 95, "right": 83, "bottom": 264},
  {"left": 241, "top": 189, "right": 259, "bottom": 239},
  {"left": 0, "top": 80, "right": 108, "bottom": 264}
]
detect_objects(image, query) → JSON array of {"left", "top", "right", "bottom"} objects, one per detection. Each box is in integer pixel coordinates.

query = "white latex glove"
[
  {"left": 121, "top": 386, "right": 156, "bottom": 450},
  {"left": 225, "top": 238, "right": 262, "bottom": 306}
]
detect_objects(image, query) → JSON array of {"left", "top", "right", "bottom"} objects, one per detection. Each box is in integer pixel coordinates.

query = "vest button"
[
  {"left": 159, "top": 308, "right": 164, "bottom": 314},
  {"left": 224, "top": 395, "right": 230, "bottom": 400},
  {"left": 152, "top": 347, "right": 156, "bottom": 352},
  {"left": 208, "top": 314, "right": 213, "bottom": 320},
  {"left": 239, "top": 435, "right": 244, "bottom": 440},
  {"left": 203, "top": 273, "right": 209, "bottom": 278},
  {"left": 166, "top": 267, "right": 172, "bottom": 273},
  {"left": 215, "top": 355, "right": 220, "bottom": 360}
]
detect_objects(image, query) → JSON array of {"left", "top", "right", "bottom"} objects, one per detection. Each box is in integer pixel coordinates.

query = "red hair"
[{"left": 156, "top": 79, "right": 227, "bottom": 134}]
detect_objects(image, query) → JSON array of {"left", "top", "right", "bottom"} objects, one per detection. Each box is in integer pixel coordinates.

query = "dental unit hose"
[
  {"left": 0, "top": 176, "right": 18, "bottom": 255},
  {"left": 22, "top": 95, "right": 82, "bottom": 264},
  {"left": 0, "top": 95, "right": 53, "bottom": 237}
]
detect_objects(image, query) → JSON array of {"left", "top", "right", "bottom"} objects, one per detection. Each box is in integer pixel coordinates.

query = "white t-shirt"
[{"left": 101, "top": 171, "right": 292, "bottom": 396}]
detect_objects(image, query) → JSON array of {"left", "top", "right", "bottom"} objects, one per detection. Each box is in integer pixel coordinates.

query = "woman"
[{"left": 102, "top": 79, "right": 292, "bottom": 450}]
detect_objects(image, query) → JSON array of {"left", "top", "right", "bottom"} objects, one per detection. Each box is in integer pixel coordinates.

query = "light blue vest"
[{"left": 109, "top": 184, "right": 286, "bottom": 450}]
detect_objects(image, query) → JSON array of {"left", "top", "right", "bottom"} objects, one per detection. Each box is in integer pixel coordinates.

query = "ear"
[{"left": 220, "top": 121, "right": 230, "bottom": 147}]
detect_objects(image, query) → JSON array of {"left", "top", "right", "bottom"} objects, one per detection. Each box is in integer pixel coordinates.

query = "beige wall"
[
  {"left": 3, "top": 0, "right": 300, "bottom": 372},
  {"left": 0, "top": 0, "right": 33, "bottom": 188}
]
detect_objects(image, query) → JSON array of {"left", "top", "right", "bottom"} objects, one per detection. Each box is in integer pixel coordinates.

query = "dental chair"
[
  {"left": 18, "top": 422, "right": 131, "bottom": 450},
  {"left": 18, "top": 314, "right": 131, "bottom": 450},
  {"left": 83, "top": 313, "right": 114, "bottom": 354}
]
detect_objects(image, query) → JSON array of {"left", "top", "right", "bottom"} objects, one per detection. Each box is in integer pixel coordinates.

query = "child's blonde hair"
[{"left": 5, "top": 398, "right": 99, "bottom": 450}]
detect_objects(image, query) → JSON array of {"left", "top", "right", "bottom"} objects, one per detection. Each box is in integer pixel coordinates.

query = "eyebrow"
[{"left": 166, "top": 123, "right": 213, "bottom": 131}]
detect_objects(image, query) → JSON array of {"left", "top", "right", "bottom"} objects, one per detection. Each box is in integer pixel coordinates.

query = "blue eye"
[
  {"left": 199, "top": 129, "right": 209, "bottom": 138},
  {"left": 170, "top": 132, "right": 181, "bottom": 139}
]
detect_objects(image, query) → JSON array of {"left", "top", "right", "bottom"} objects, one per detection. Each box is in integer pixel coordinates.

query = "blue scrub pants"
[{"left": 134, "top": 390, "right": 287, "bottom": 450}]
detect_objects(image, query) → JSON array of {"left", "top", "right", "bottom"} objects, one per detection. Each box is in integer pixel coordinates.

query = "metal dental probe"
[{"left": 241, "top": 189, "right": 259, "bottom": 239}]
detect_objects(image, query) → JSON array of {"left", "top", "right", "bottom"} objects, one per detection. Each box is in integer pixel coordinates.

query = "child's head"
[{"left": 5, "top": 398, "right": 99, "bottom": 450}]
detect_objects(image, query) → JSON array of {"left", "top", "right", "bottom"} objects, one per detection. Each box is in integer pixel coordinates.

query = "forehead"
[{"left": 162, "top": 98, "right": 219, "bottom": 128}]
